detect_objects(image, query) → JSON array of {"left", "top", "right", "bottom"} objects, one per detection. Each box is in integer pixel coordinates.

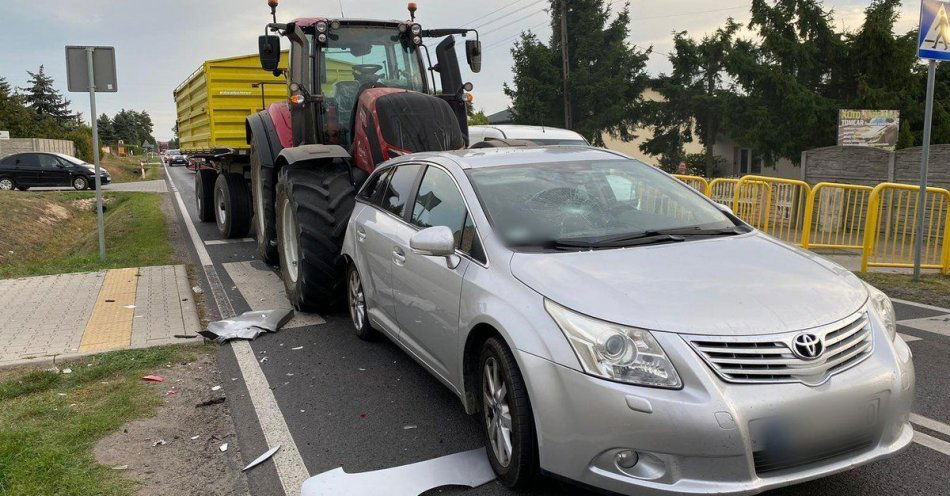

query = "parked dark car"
[{"left": 0, "top": 152, "right": 111, "bottom": 191}]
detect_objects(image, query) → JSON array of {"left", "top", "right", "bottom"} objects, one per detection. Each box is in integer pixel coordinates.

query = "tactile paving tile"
[
  {"left": 0, "top": 271, "right": 104, "bottom": 362},
  {"left": 78, "top": 268, "right": 139, "bottom": 352},
  {"left": 223, "top": 261, "right": 326, "bottom": 328}
]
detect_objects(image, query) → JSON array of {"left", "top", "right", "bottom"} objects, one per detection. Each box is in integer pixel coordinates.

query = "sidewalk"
[
  {"left": 0, "top": 264, "right": 201, "bottom": 367},
  {"left": 30, "top": 179, "right": 169, "bottom": 193}
]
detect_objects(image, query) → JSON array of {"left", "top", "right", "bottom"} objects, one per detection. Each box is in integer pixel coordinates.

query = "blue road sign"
[{"left": 919, "top": 0, "right": 950, "bottom": 60}]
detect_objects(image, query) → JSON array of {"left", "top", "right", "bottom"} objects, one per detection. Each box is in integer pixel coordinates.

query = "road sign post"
[
  {"left": 66, "top": 46, "right": 117, "bottom": 262},
  {"left": 913, "top": 1, "right": 949, "bottom": 280}
]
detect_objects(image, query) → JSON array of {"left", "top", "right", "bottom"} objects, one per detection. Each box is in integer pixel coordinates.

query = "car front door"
[
  {"left": 390, "top": 165, "right": 476, "bottom": 384},
  {"left": 37, "top": 154, "right": 69, "bottom": 186},
  {"left": 354, "top": 163, "right": 424, "bottom": 334}
]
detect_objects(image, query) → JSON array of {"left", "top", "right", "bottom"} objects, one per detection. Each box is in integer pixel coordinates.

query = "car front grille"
[{"left": 686, "top": 311, "right": 873, "bottom": 385}]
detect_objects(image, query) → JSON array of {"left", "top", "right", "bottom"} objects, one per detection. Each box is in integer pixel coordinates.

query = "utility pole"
[{"left": 560, "top": 0, "right": 572, "bottom": 129}]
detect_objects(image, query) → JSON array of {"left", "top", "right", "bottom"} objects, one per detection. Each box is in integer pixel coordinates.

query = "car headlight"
[
  {"left": 544, "top": 300, "right": 682, "bottom": 388},
  {"left": 866, "top": 283, "right": 897, "bottom": 341}
]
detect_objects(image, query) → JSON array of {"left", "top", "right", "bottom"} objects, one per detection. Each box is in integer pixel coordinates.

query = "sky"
[{"left": 0, "top": 0, "right": 921, "bottom": 141}]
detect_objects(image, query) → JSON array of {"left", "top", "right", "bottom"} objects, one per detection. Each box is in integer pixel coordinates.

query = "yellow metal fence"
[{"left": 671, "top": 173, "right": 950, "bottom": 273}]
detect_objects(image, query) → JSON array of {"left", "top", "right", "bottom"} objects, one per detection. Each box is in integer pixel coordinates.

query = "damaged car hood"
[{"left": 510, "top": 233, "right": 868, "bottom": 336}]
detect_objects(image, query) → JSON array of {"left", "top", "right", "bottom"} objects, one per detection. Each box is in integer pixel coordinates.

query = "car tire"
[
  {"left": 251, "top": 144, "right": 279, "bottom": 265},
  {"left": 72, "top": 176, "right": 90, "bottom": 190},
  {"left": 195, "top": 169, "right": 217, "bottom": 222},
  {"left": 0, "top": 177, "right": 15, "bottom": 191},
  {"left": 347, "top": 264, "right": 377, "bottom": 340},
  {"left": 479, "top": 336, "right": 538, "bottom": 488},
  {"left": 275, "top": 162, "right": 355, "bottom": 312},
  {"left": 213, "top": 172, "right": 252, "bottom": 238}
]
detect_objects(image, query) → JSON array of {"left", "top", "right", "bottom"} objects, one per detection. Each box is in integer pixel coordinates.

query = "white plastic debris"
[
  {"left": 190, "top": 435, "right": 200, "bottom": 440},
  {"left": 123, "top": 304, "right": 136, "bottom": 309},
  {"left": 192, "top": 285, "right": 204, "bottom": 294},
  {"left": 242, "top": 445, "right": 281, "bottom": 471},
  {"left": 260, "top": 356, "right": 269, "bottom": 363},
  {"left": 152, "top": 439, "right": 167, "bottom": 447},
  {"left": 200, "top": 309, "right": 294, "bottom": 343},
  {"left": 220, "top": 443, "right": 229, "bottom": 452},
  {"left": 291, "top": 346, "right": 303, "bottom": 350},
  {"left": 403, "top": 425, "right": 417, "bottom": 430},
  {"left": 111, "top": 464, "right": 129, "bottom": 470},
  {"left": 211, "top": 385, "right": 221, "bottom": 392},
  {"left": 62, "top": 368, "right": 72, "bottom": 374}
]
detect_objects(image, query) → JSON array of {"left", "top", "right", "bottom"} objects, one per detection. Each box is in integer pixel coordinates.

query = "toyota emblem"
[{"left": 792, "top": 333, "right": 824, "bottom": 360}]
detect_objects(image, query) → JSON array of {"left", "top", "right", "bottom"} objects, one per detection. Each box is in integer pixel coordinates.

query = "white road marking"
[
  {"left": 913, "top": 431, "right": 950, "bottom": 456},
  {"left": 164, "top": 164, "right": 311, "bottom": 495},
  {"left": 898, "top": 333, "right": 922, "bottom": 342},
  {"left": 892, "top": 298, "right": 950, "bottom": 314},
  {"left": 911, "top": 413, "right": 950, "bottom": 438},
  {"left": 205, "top": 238, "right": 255, "bottom": 245},
  {"left": 896, "top": 315, "right": 950, "bottom": 338}
]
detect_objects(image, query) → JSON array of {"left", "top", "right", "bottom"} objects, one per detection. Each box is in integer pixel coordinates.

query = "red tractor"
[{"left": 231, "top": 1, "right": 481, "bottom": 310}]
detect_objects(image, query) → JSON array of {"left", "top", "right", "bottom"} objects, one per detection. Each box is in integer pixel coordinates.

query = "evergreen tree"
[
  {"left": 97, "top": 114, "right": 116, "bottom": 143},
  {"left": 0, "top": 76, "right": 11, "bottom": 99},
  {"left": 504, "top": 0, "right": 651, "bottom": 145},
  {"left": 20, "top": 65, "right": 74, "bottom": 122}
]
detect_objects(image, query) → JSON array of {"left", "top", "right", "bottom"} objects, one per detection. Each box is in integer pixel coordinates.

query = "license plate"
[{"left": 753, "top": 399, "right": 880, "bottom": 452}]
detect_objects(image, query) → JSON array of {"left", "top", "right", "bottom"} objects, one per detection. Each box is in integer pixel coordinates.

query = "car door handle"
[
  {"left": 392, "top": 246, "right": 406, "bottom": 266},
  {"left": 356, "top": 225, "right": 367, "bottom": 242}
]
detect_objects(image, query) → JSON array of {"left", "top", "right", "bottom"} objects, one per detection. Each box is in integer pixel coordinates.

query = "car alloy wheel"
[
  {"left": 483, "top": 356, "right": 513, "bottom": 468},
  {"left": 348, "top": 268, "right": 366, "bottom": 330},
  {"left": 73, "top": 176, "right": 89, "bottom": 190},
  {"left": 0, "top": 178, "right": 13, "bottom": 191}
]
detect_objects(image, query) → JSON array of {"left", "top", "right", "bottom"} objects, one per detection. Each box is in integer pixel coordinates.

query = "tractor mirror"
[
  {"left": 465, "top": 39, "right": 482, "bottom": 73},
  {"left": 258, "top": 35, "right": 281, "bottom": 72}
]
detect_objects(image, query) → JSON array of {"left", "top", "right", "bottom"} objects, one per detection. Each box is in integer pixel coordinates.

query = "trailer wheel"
[
  {"left": 275, "top": 162, "right": 355, "bottom": 311},
  {"left": 196, "top": 169, "right": 216, "bottom": 222},
  {"left": 214, "top": 173, "right": 252, "bottom": 238},
  {"left": 251, "top": 145, "right": 278, "bottom": 265}
]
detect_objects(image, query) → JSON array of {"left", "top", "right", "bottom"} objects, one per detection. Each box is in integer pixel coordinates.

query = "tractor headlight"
[
  {"left": 412, "top": 35, "right": 422, "bottom": 45},
  {"left": 410, "top": 23, "right": 422, "bottom": 35},
  {"left": 545, "top": 300, "right": 682, "bottom": 389},
  {"left": 315, "top": 21, "right": 328, "bottom": 33},
  {"left": 866, "top": 283, "right": 897, "bottom": 342},
  {"left": 317, "top": 33, "right": 328, "bottom": 43}
]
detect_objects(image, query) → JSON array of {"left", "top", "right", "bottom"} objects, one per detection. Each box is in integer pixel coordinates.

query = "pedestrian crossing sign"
[{"left": 919, "top": 0, "right": 950, "bottom": 60}]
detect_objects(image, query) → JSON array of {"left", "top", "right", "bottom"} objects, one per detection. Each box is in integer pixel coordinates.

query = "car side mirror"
[
  {"left": 410, "top": 226, "right": 456, "bottom": 257},
  {"left": 259, "top": 35, "right": 281, "bottom": 73},
  {"left": 465, "top": 39, "right": 482, "bottom": 73}
]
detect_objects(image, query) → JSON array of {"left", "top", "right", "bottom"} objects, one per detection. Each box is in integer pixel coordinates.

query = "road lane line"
[
  {"left": 164, "top": 164, "right": 310, "bottom": 495},
  {"left": 896, "top": 316, "right": 950, "bottom": 338},
  {"left": 898, "top": 333, "right": 922, "bottom": 342},
  {"left": 205, "top": 238, "right": 255, "bottom": 245},
  {"left": 892, "top": 298, "right": 950, "bottom": 314},
  {"left": 913, "top": 431, "right": 950, "bottom": 456},
  {"left": 911, "top": 413, "right": 950, "bottom": 438}
]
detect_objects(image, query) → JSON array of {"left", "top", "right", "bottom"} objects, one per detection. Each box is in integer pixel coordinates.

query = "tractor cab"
[{"left": 258, "top": 2, "right": 481, "bottom": 173}]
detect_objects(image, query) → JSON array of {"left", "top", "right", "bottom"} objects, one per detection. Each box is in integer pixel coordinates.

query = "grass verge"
[
  {"left": 0, "top": 345, "right": 207, "bottom": 495},
  {"left": 0, "top": 191, "right": 175, "bottom": 278},
  {"left": 855, "top": 271, "right": 950, "bottom": 309},
  {"left": 101, "top": 155, "right": 162, "bottom": 183}
]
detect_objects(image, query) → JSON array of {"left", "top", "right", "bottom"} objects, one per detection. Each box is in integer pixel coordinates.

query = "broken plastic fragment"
[
  {"left": 199, "top": 309, "right": 294, "bottom": 343},
  {"left": 220, "top": 443, "right": 229, "bottom": 452},
  {"left": 190, "top": 435, "right": 200, "bottom": 440},
  {"left": 192, "top": 285, "right": 204, "bottom": 294},
  {"left": 62, "top": 368, "right": 72, "bottom": 374},
  {"left": 291, "top": 346, "right": 303, "bottom": 350},
  {"left": 142, "top": 375, "right": 165, "bottom": 383},
  {"left": 243, "top": 445, "right": 281, "bottom": 471},
  {"left": 211, "top": 385, "right": 221, "bottom": 391},
  {"left": 152, "top": 439, "right": 167, "bottom": 447}
]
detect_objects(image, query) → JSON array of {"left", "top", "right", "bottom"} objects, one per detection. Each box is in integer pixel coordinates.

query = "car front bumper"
[{"left": 518, "top": 323, "right": 915, "bottom": 496}]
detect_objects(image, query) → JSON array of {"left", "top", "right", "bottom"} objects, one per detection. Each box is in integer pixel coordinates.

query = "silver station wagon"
[{"left": 340, "top": 146, "right": 915, "bottom": 495}]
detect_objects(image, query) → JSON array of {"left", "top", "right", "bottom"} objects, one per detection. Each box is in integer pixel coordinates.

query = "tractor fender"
[
  {"left": 245, "top": 109, "right": 285, "bottom": 169},
  {"left": 275, "top": 145, "right": 351, "bottom": 167}
]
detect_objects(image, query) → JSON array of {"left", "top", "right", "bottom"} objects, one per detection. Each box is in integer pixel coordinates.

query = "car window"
[
  {"left": 460, "top": 213, "right": 486, "bottom": 263},
  {"left": 37, "top": 154, "right": 62, "bottom": 170},
  {"left": 411, "top": 166, "right": 468, "bottom": 247},
  {"left": 358, "top": 168, "right": 385, "bottom": 201},
  {"left": 381, "top": 164, "right": 423, "bottom": 217},
  {"left": 0, "top": 155, "right": 16, "bottom": 167},
  {"left": 16, "top": 154, "right": 39, "bottom": 168},
  {"left": 369, "top": 168, "right": 394, "bottom": 207}
]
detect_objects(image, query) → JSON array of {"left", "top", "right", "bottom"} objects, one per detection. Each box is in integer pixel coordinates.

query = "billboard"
[{"left": 837, "top": 109, "right": 900, "bottom": 151}]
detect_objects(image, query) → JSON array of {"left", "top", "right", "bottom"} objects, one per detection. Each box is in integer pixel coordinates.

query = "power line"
[
  {"left": 482, "top": 8, "right": 549, "bottom": 36},
  {"left": 630, "top": 4, "right": 748, "bottom": 22},
  {"left": 462, "top": 0, "right": 528, "bottom": 27},
  {"left": 484, "top": 19, "right": 550, "bottom": 49},
  {"left": 475, "top": 0, "right": 547, "bottom": 30}
]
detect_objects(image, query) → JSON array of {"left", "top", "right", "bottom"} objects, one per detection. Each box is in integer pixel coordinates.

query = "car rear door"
[
  {"left": 390, "top": 165, "right": 481, "bottom": 384},
  {"left": 352, "top": 163, "right": 424, "bottom": 335},
  {"left": 14, "top": 154, "right": 42, "bottom": 186}
]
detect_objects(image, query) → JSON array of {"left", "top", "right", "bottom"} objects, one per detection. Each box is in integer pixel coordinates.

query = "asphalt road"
[{"left": 163, "top": 164, "right": 950, "bottom": 496}]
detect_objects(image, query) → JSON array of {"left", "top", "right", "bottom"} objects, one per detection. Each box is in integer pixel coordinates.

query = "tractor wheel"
[
  {"left": 195, "top": 169, "right": 216, "bottom": 222},
  {"left": 213, "top": 172, "right": 252, "bottom": 238},
  {"left": 251, "top": 145, "right": 279, "bottom": 265},
  {"left": 275, "top": 162, "right": 355, "bottom": 312}
]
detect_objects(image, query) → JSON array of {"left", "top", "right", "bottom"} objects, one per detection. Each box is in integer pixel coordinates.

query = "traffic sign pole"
[{"left": 86, "top": 47, "right": 106, "bottom": 261}]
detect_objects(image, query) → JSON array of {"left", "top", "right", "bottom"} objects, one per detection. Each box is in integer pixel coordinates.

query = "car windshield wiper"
[
  {"left": 548, "top": 232, "right": 686, "bottom": 249},
  {"left": 649, "top": 226, "right": 747, "bottom": 236}
]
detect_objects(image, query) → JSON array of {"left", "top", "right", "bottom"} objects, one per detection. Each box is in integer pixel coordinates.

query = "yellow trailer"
[{"left": 173, "top": 51, "right": 289, "bottom": 153}]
